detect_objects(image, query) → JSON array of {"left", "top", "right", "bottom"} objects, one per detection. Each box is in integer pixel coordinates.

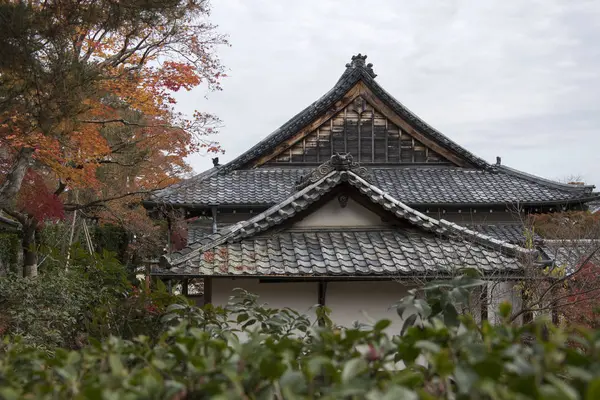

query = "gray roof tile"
[
  {"left": 157, "top": 229, "right": 522, "bottom": 277},
  {"left": 152, "top": 166, "right": 597, "bottom": 208}
]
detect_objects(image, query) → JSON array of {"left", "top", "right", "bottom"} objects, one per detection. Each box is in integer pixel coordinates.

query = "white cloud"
[{"left": 177, "top": 0, "right": 600, "bottom": 186}]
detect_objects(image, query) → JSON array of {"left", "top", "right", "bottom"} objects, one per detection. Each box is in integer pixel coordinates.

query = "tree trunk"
[
  {"left": 22, "top": 217, "right": 38, "bottom": 278},
  {"left": 0, "top": 147, "right": 34, "bottom": 209}
]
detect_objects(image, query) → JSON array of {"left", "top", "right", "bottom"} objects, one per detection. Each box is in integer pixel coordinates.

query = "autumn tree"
[{"left": 0, "top": 0, "right": 227, "bottom": 276}]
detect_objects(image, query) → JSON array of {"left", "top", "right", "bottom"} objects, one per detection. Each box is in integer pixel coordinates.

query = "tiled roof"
[
  {"left": 159, "top": 229, "right": 522, "bottom": 277},
  {"left": 156, "top": 156, "right": 536, "bottom": 277},
  {"left": 468, "top": 224, "right": 541, "bottom": 245},
  {"left": 150, "top": 166, "right": 597, "bottom": 207},
  {"left": 539, "top": 240, "right": 600, "bottom": 272}
]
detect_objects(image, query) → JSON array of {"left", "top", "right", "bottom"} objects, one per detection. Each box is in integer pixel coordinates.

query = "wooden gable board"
[{"left": 252, "top": 82, "right": 462, "bottom": 167}]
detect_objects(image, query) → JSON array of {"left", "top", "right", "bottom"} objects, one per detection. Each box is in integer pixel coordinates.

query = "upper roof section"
[
  {"left": 148, "top": 54, "right": 599, "bottom": 208},
  {"left": 216, "top": 54, "right": 490, "bottom": 173}
]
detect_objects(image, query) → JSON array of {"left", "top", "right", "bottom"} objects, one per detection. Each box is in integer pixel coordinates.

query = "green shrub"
[
  {"left": 0, "top": 248, "right": 183, "bottom": 350},
  {"left": 0, "top": 233, "right": 19, "bottom": 272},
  {"left": 2, "top": 272, "right": 600, "bottom": 399}
]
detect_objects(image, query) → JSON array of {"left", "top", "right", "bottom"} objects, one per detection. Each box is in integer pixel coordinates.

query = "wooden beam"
[{"left": 252, "top": 83, "right": 363, "bottom": 167}]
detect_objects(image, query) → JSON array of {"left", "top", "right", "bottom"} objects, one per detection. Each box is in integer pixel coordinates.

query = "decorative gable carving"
[
  {"left": 295, "top": 153, "right": 373, "bottom": 191},
  {"left": 266, "top": 96, "right": 449, "bottom": 165}
]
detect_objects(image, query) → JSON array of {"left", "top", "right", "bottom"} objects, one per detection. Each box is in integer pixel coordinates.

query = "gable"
[
  {"left": 292, "top": 196, "right": 387, "bottom": 228},
  {"left": 264, "top": 96, "right": 450, "bottom": 165}
]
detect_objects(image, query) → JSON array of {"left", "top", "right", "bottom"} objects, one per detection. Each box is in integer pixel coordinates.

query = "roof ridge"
[{"left": 496, "top": 164, "right": 596, "bottom": 192}]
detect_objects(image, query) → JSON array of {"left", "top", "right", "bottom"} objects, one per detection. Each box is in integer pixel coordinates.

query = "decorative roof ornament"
[
  {"left": 295, "top": 153, "right": 373, "bottom": 191},
  {"left": 345, "top": 53, "right": 377, "bottom": 78}
]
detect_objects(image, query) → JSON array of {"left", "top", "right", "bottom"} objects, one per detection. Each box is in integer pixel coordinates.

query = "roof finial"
[{"left": 345, "top": 54, "right": 377, "bottom": 78}]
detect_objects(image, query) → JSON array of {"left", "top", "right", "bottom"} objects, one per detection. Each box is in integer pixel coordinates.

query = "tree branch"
[{"left": 63, "top": 190, "right": 154, "bottom": 211}]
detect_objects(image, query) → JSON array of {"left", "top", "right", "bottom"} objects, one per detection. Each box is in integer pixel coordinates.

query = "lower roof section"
[{"left": 155, "top": 228, "right": 523, "bottom": 277}]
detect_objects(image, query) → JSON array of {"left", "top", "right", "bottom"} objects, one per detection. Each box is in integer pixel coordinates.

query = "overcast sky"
[{"left": 176, "top": 0, "right": 600, "bottom": 187}]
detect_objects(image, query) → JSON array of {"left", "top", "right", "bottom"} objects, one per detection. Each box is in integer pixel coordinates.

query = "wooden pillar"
[
  {"left": 317, "top": 281, "right": 328, "bottom": 326},
  {"left": 204, "top": 277, "right": 213, "bottom": 305},
  {"left": 182, "top": 279, "right": 189, "bottom": 296}
]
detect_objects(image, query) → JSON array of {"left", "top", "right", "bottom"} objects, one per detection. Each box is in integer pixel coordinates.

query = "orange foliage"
[
  {"left": 0, "top": 0, "right": 228, "bottom": 259},
  {"left": 1, "top": 0, "right": 227, "bottom": 192}
]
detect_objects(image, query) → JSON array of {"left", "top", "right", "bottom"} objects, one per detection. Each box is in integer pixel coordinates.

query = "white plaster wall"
[
  {"left": 293, "top": 197, "right": 384, "bottom": 228},
  {"left": 212, "top": 278, "right": 319, "bottom": 321},
  {"left": 487, "top": 280, "right": 523, "bottom": 324},
  {"left": 326, "top": 281, "right": 414, "bottom": 334}
]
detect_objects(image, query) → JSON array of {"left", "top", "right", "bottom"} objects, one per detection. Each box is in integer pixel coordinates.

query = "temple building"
[{"left": 145, "top": 54, "right": 599, "bottom": 328}]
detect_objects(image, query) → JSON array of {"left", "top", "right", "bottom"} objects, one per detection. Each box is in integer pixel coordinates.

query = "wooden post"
[
  {"left": 318, "top": 281, "right": 328, "bottom": 326},
  {"left": 204, "top": 277, "right": 213, "bottom": 305},
  {"left": 182, "top": 279, "right": 189, "bottom": 296}
]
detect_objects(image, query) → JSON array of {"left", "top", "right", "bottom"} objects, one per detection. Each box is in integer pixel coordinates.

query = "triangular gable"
[
  {"left": 160, "top": 154, "right": 535, "bottom": 270},
  {"left": 210, "top": 54, "right": 489, "bottom": 177},
  {"left": 261, "top": 95, "right": 450, "bottom": 165}
]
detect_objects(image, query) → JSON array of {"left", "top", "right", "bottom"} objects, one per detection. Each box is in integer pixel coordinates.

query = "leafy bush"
[
  {"left": 0, "top": 248, "right": 183, "bottom": 350},
  {"left": 2, "top": 273, "right": 600, "bottom": 399},
  {"left": 0, "top": 233, "right": 19, "bottom": 272}
]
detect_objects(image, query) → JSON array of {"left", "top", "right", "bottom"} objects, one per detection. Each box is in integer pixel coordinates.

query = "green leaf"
[
  {"left": 0, "top": 388, "right": 21, "bottom": 400},
  {"left": 415, "top": 340, "right": 441, "bottom": 354},
  {"left": 341, "top": 358, "right": 367, "bottom": 384},
  {"left": 236, "top": 313, "right": 249, "bottom": 323},
  {"left": 585, "top": 377, "right": 600, "bottom": 400},
  {"left": 454, "top": 365, "right": 477, "bottom": 394},
  {"left": 380, "top": 386, "right": 418, "bottom": 400},
  {"left": 260, "top": 358, "right": 286, "bottom": 380},
  {"left": 166, "top": 303, "right": 186, "bottom": 312},
  {"left": 108, "top": 354, "right": 124, "bottom": 375},
  {"left": 499, "top": 302, "right": 512, "bottom": 319},
  {"left": 401, "top": 314, "right": 418, "bottom": 336},
  {"left": 374, "top": 319, "right": 391, "bottom": 332}
]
